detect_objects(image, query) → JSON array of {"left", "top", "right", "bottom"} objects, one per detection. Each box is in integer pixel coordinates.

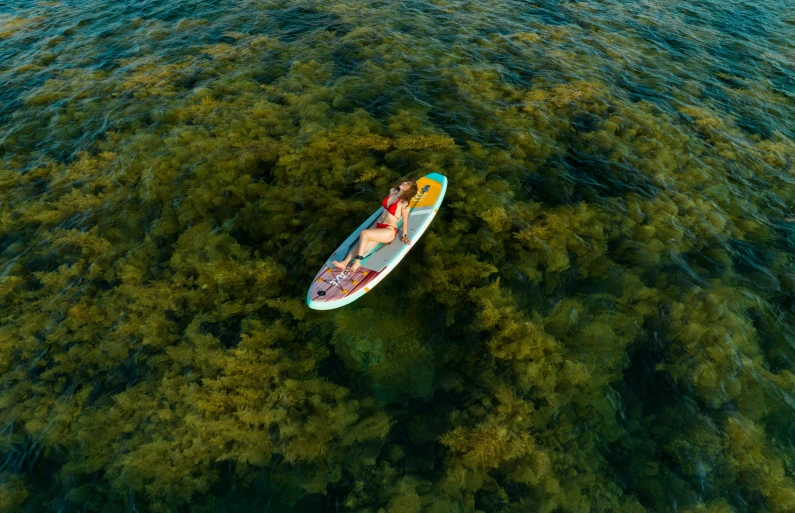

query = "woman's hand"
[{"left": 401, "top": 235, "right": 411, "bottom": 246}]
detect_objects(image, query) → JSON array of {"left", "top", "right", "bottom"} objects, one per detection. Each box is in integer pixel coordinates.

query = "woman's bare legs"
[
  {"left": 332, "top": 223, "right": 373, "bottom": 270},
  {"left": 331, "top": 243, "right": 359, "bottom": 270},
  {"left": 349, "top": 227, "right": 396, "bottom": 272},
  {"left": 332, "top": 237, "right": 381, "bottom": 270},
  {"left": 331, "top": 251, "right": 352, "bottom": 270},
  {"left": 331, "top": 222, "right": 394, "bottom": 270}
]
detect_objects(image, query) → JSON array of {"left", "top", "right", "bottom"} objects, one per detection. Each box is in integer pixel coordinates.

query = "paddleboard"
[{"left": 307, "top": 172, "right": 447, "bottom": 310}]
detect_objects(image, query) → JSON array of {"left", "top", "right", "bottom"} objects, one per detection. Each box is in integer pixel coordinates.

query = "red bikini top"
[{"left": 382, "top": 194, "right": 400, "bottom": 216}]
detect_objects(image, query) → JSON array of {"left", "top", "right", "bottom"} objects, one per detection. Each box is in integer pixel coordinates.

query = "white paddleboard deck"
[{"left": 307, "top": 172, "right": 447, "bottom": 310}]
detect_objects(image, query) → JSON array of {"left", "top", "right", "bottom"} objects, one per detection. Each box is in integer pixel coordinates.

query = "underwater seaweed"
[{"left": 0, "top": 0, "right": 794, "bottom": 511}]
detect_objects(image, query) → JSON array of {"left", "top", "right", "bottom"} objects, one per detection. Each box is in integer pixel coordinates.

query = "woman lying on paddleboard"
[{"left": 332, "top": 178, "right": 419, "bottom": 272}]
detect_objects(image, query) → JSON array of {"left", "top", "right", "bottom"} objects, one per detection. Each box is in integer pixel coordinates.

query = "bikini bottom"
[{"left": 376, "top": 222, "right": 398, "bottom": 240}]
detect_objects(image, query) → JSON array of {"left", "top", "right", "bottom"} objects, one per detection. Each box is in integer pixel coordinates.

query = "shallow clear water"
[{"left": 1, "top": 0, "right": 794, "bottom": 512}]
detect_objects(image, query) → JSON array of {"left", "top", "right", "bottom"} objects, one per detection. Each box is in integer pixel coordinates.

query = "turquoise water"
[{"left": 1, "top": 0, "right": 794, "bottom": 511}]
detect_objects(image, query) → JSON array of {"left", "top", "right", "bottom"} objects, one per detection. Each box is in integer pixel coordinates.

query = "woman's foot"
[
  {"left": 349, "top": 255, "right": 363, "bottom": 272},
  {"left": 331, "top": 259, "right": 348, "bottom": 270}
]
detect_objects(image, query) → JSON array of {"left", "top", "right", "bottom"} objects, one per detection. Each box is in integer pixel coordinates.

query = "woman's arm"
[{"left": 400, "top": 201, "right": 411, "bottom": 245}]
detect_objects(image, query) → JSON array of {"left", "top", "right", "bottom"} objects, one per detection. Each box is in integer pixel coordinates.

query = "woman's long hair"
[{"left": 391, "top": 177, "right": 419, "bottom": 203}]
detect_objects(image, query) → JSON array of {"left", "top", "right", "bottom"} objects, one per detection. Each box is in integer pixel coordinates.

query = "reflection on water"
[{"left": 1, "top": 0, "right": 794, "bottom": 511}]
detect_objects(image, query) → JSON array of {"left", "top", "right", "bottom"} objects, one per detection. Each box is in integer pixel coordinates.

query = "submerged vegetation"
[{"left": 1, "top": 0, "right": 795, "bottom": 511}]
